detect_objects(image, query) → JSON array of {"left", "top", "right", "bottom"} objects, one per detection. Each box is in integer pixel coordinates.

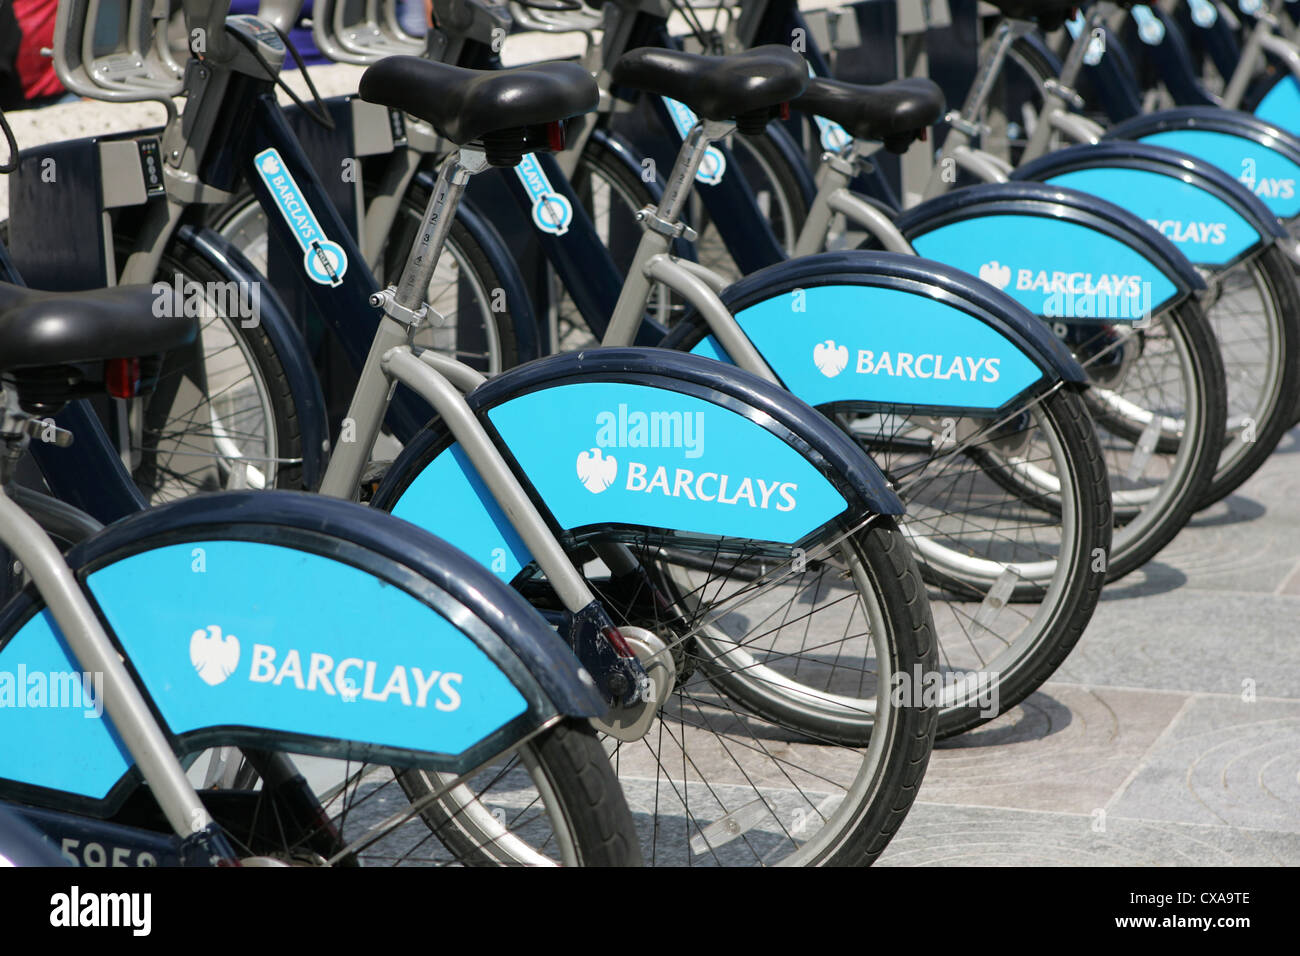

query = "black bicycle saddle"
[
  {"left": 796, "top": 77, "right": 944, "bottom": 152},
  {"left": 612, "top": 45, "right": 809, "bottom": 132}
]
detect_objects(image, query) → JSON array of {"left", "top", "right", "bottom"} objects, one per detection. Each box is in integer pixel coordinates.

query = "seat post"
[
  {"left": 386, "top": 147, "right": 491, "bottom": 317},
  {"left": 656, "top": 118, "right": 736, "bottom": 224}
]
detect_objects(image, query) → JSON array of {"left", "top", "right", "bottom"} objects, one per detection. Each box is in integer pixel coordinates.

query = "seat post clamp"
[
  {"left": 369, "top": 285, "right": 429, "bottom": 330},
  {"left": 822, "top": 151, "right": 867, "bottom": 177},
  {"left": 944, "top": 110, "right": 986, "bottom": 139},
  {"left": 1042, "top": 79, "right": 1086, "bottom": 111},
  {"left": 635, "top": 206, "right": 699, "bottom": 243}
]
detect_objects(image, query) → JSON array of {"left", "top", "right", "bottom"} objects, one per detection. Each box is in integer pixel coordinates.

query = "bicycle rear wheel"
[
  {"left": 185, "top": 719, "right": 639, "bottom": 866},
  {"left": 378, "top": 511, "right": 938, "bottom": 865}
]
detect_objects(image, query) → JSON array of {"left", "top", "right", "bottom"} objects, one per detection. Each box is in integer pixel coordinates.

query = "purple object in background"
[{"left": 229, "top": 0, "right": 326, "bottom": 67}]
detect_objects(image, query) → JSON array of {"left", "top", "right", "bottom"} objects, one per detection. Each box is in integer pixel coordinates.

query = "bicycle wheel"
[
  {"left": 1195, "top": 247, "right": 1300, "bottom": 505},
  {"left": 1064, "top": 300, "right": 1226, "bottom": 578},
  {"left": 592, "top": 517, "right": 937, "bottom": 865},
  {"left": 186, "top": 719, "right": 639, "bottom": 866},
  {"left": 373, "top": 445, "right": 937, "bottom": 866},
  {"left": 122, "top": 241, "right": 303, "bottom": 504},
  {"left": 211, "top": 186, "right": 517, "bottom": 375},
  {"left": 565, "top": 131, "right": 809, "bottom": 343}
]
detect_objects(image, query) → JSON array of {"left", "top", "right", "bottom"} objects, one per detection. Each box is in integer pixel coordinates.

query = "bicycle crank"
[{"left": 590, "top": 626, "right": 676, "bottom": 742}]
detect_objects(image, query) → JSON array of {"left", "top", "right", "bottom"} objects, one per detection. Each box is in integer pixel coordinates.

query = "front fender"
[
  {"left": 372, "top": 348, "right": 901, "bottom": 585},
  {"left": 894, "top": 181, "right": 1203, "bottom": 320},
  {"left": 1105, "top": 107, "right": 1300, "bottom": 220},
  {"left": 1014, "top": 141, "right": 1284, "bottom": 268},
  {"left": 174, "top": 226, "right": 331, "bottom": 490},
  {"left": 0, "top": 492, "right": 602, "bottom": 815}
]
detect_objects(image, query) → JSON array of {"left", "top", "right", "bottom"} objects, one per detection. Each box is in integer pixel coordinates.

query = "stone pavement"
[{"left": 878, "top": 426, "right": 1300, "bottom": 866}]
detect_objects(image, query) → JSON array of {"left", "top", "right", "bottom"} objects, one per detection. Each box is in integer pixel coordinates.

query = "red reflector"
[
  {"left": 779, "top": 102, "right": 790, "bottom": 121},
  {"left": 106, "top": 357, "right": 142, "bottom": 399},
  {"left": 546, "top": 120, "right": 566, "bottom": 152},
  {"left": 601, "top": 625, "right": 637, "bottom": 659},
  {"left": 918, "top": 127, "right": 928, "bottom": 141}
]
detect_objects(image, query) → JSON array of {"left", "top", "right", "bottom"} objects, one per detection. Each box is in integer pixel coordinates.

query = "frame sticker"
[
  {"left": 515, "top": 154, "right": 574, "bottom": 236},
  {"left": 253, "top": 148, "right": 348, "bottom": 286}
]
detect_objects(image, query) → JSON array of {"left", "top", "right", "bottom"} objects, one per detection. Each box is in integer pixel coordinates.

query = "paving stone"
[{"left": 877, "top": 803, "right": 1300, "bottom": 866}]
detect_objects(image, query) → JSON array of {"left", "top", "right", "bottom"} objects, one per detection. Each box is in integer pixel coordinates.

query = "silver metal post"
[
  {"left": 392, "top": 148, "right": 489, "bottom": 312},
  {"left": 0, "top": 488, "right": 212, "bottom": 839},
  {"left": 381, "top": 348, "right": 597, "bottom": 612}
]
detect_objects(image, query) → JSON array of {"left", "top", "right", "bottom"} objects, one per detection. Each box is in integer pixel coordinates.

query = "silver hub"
[{"left": 590, "top": 626, "right": 676, "bottom": 742}]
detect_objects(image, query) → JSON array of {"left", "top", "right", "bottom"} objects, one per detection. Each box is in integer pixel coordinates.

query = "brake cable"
[
  {"left": 0, "top": 106, "right": 18, "bottom": 174},
  {"left": 223, "top": 22, "right": 336, "bottom": 131},
  {"left": 667, "top": 0, "right": 723, "bottom": 54}
]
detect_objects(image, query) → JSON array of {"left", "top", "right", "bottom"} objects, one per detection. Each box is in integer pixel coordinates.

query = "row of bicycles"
[{"left": 0, "top": 0, "right": 1293, "bottom": 866}]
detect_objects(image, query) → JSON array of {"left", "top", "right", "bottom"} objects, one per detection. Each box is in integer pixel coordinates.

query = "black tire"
[
  {"left": 1074, "top": 300, "right": 1227, "bottom": 580},
  {"left": 196, "top": 719, "right": 640, "bottom": 866},
  {"left": 396, "top": 719, "right": 643, "bottom": 866},
  {"left": 915, "top": 389, "right": 1111, "bottom": 737},
  {"left": 1198, "top": 247, "right": 1300, "bottom": 506},
  {"left": 118, "top": 239, "right": 303, "bottom": 503},
  {"left": 618, "top": 516, "right": 938, "bottom": 866}
]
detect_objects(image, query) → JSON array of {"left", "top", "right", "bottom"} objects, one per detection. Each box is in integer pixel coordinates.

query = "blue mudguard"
[
  {"left": 173, "top": 226, "right": 331, "bottom": 491},
  {"left": 1013, "top": 141, "right": 1284, "bottom": 269},
  {"left": 372, "top": 348, "right": 902, "bottom": 584},
  {"left": 1104, "top": 107, "right": 1300, "bottom": 220},
  {"left": 1250, "top": 74, "right": 1300, "bottom": 133},
  {"left": 892, "top": 181, "right": 1204, "bottom": 320},
  {"left": 0, "top": 492, "right": 602, "bottom": 816},
  {"left": 657, "top": 250, "right": 1084, "bottom": 414}
]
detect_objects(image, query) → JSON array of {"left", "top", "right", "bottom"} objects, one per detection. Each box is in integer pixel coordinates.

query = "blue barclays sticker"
[
  {"left": 0, "top": 609, "right": 128, "bottom": 799},
  {"left": 1254, "top": 76, "right": 1300, "bottom": 140},
  {"left": 85, "top": 541, "right": 527, "bottom": 758},
  {"left": 662, "top": 97, "right": 728, "bottom": 185},
  {"left": 392, "top": 383, "right": 852, "bottom": 581},
  {"left": 1138, "top": 129, "right": 1300, "bottom": 218},
  {"left": 909, "top": 213, "right": 1179, "bottom": 319},
  {"left": 1044, "top": 166, "right": 1262, "bottom": 266},
  {"left": 690, "top": 284, "right": 1043, "bottom": 411},
  {"left": 515, "top": 153, "right": 574, "bottom": 236},
  {"left": 488, "top": 383, "right": 848, "bottom": 543},
  {"left": 1188, "top": 0, "right": 1218, "bottom": 26},
  {"left": 253, "top": 148, "right": 348, "bottom": 286}
]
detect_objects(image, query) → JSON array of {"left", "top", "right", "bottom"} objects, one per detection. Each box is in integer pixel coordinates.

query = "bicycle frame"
[{"left": 1221, "top": 0, "right": 1300, "bottom": 109}]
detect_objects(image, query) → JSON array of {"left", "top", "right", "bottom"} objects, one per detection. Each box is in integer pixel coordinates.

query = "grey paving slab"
[
  {"left": 1049, "top": 590, "right": 1300, "bottom": 698},
  {"left": 876, "top": 803, "right": 1300, "bottom": 866},
  {"left": 918, "top": 684, "right": 1189, "bottom": 815},
  {"left": 1106, "top": 696, "right": 1300, "bottom": 833}
]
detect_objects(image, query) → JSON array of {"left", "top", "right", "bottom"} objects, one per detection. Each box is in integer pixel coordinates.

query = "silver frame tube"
[{"left": 0, "top": 488, "right": 212, "bottom": 838}]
